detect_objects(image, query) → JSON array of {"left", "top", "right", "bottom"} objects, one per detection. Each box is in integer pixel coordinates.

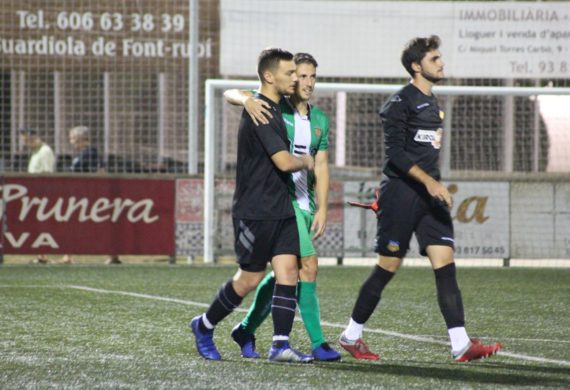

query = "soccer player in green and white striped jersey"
[{"left": 224, "top": 53, "right": 340, "bottom": 361}]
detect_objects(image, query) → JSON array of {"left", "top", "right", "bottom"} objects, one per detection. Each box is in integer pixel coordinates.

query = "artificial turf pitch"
[{"left": 1, "top": 264, "right": 569, "bottom": 389}]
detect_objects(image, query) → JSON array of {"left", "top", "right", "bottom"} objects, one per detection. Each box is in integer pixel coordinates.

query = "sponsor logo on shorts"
[{"left": 387, "top": 240, "right": 400, "bottom": 253}]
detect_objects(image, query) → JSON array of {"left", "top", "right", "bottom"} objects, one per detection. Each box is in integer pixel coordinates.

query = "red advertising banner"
[{"left": 1, "top": 176, "right": 175, "bottom": 255}]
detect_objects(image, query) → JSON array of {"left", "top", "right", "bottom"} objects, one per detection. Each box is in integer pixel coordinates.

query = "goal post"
[{"left": 203, "top": 79, "right": 570, "bottom": 264}]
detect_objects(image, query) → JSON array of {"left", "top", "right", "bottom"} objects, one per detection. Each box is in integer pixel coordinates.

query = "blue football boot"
[
  {"left": 231, "top": 323, "right": 260, "bottom": 358},
  {"left": 268, "top": 341, "right": 314, "bottom": 363},
  {"left": 189, "top": 315, "right": 221, "bottom": 360},
  {"left": 312, "top": 342, "right": 341, "bottom": 362}
]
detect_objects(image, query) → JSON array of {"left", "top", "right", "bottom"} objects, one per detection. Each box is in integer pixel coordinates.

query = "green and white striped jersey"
[{"left": 280, "top": 97, "right": 329, "bottom": 213}]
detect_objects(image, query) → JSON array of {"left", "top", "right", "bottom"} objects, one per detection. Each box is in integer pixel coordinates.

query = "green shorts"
[{"left": 294, "top": 206, "right": 317, "bottom": 258}]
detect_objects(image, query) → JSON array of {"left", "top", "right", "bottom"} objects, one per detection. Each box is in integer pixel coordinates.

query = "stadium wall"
[
  {"left": 2, "top": 175, "right": 568, "bottom": 261},
  {"left": 1, "top": 1, "right": 569, "bottom": 175}
]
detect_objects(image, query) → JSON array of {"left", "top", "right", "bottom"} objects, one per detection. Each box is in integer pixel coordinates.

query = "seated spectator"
[
  {"left": 20, "top": 128, "right": 55, "bottom": 174},
  {"left": 62, "top": 125, "right": 121, "bottom": 265},
  {"left": 20, "top": 128, "right": 55, "bottom": 264},
  {"left": 68, "top": 125, "right": 100, "bottom": 173}
]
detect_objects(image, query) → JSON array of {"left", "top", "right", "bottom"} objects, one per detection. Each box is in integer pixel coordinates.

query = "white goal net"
[{"left": 203, "top": 80, "right": 570, "bottom": 264}]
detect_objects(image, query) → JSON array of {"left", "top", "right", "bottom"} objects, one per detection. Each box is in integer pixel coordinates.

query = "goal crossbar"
[{"left": 203, "top": 79, "right": 570, "bottom": 263}]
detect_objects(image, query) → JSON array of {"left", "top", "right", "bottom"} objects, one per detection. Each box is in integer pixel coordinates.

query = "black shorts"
[
  {"left": 374, "top": 177, "right": 454, "bottom": 258},
  {"left": 233, "top": 217, "right": 300, "bottom": 272}
]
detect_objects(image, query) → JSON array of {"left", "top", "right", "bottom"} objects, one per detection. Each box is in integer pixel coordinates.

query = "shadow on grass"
[
  {"left": 478, "top": 361, "right": 570, "bottom": 377},
  {"left": 320, "top": 360, "right": 570, "bottom": 387}
]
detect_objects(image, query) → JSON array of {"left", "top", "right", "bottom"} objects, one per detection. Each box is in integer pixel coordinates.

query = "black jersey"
[
  {"left": 379, "top": 83, "right": 444, "bottom": 180},
  {"left": 232, "top": 93, "right": 295, "bottom": 220}
]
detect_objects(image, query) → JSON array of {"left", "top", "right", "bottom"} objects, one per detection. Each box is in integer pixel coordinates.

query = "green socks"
[
  {"left": 241, "top": 275, "right": 326, "bottom": 350},
  {"left": 241, "top": 272, "right": 275, "bottom": 334},
  {"left": 298, "top": 280, "right": 325, "bottom": 349}
]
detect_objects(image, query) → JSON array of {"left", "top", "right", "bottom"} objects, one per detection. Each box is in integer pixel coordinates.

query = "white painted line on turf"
[
  {"left": 65, "top": 284, "right": 570, "bottom": 367},
  {"left": 496, "top": 351, "right": 570, "bottom": 366},
  {"left": 68, "top": 285, "right": 213, "bottom": 309},
  {"left": 321, "top": 321, "right": 570, "bottom": 366},
  {"left": 322, "top": 321, "right": 448, "bottom": 345},
  {"left": 376, "top": 333, "right": 570, "bottom": 345},
  {"left": 0, "top": 285, "right": 65, "bottom": 288}
]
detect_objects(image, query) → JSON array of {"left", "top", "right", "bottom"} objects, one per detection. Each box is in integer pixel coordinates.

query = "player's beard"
[{"left": 421, "top": 70, "right": 443, "bottom": 84}]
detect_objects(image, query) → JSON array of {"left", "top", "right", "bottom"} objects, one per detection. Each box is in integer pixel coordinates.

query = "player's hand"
[
  {"left": 300, "top": 154, "right": 315, "bottom": 171},
  {"left": 426, "top": 180, "right": 453, "bottom": 208},
  {"left": 311, "top": 208, "right": 327, "bottom": 240},
  {"left": 245, "top": 97, "right": 272, "bottom": 125}
]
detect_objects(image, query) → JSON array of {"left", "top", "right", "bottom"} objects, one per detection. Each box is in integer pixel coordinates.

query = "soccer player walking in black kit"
[
  {"left": 190, "top": 48, "right": 315, "bottom": 363},
  {"left": 339, "top": 36, "right": 502, "bottom": 362}
]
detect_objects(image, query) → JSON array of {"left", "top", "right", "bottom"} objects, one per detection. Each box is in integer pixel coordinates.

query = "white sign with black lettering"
[
  {"left": 343, "top": 181, "right": 510, "bottom": 259},
  {"left": 220, "top": 1, "right": 570, "bottom": 79}
]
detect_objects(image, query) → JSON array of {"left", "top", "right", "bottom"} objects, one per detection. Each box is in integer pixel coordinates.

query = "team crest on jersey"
[
  {"left": 439, "top": 110, "right": 445, "bottom": 120},
  {"left": 315, "top": 127, "right": 322, "bottom": 137},
  {"left": 414, "top": 128, "right": 443, "bottom": 149},
  {"left": 387, "top": 240, "right": 400, "bottom": 253}
]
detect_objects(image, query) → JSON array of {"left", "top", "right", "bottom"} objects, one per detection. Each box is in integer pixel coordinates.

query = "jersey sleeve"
[
  {"left": 379, "top": 94, "right": 415, "bottom": 174},
  {"left": 254, "top": 117, "right": 288, "bottom": 157},
  {"left": 318, "top": 111, "right": 329, "bottom": 151}
]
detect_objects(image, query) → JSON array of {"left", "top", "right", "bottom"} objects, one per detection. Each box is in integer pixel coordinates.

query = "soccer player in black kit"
[
  {"left": 339, "top": 36, "right": 502, "bottom": 362},
  {"left": 190, "top": 48, "right": 315, "bottom": 363}
]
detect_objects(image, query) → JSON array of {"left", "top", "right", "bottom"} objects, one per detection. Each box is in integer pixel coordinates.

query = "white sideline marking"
[
  {"left": 389, "top": 334, "right": 570, "bottom": 345},
  {"left": 4, "top": 285, "right": 568, "bottom": 366},
  {"left": 67, "top": 285, "right": 570, "bottom": 367},
  {"left": 68, "top": 285, "right": 213, "bottom": 309}
]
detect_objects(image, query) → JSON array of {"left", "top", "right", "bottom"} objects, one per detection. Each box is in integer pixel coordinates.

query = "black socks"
[
  {"left": 202, "top": 280, "right": 243, "bottom": 331},
  {"left": 434, "top": 263, "right": 465, "bottom": 328},
  {"left": 351, "top": 265, "right": 395, "bottom": 324}
]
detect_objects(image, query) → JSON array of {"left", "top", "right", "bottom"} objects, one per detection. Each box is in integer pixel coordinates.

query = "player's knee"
[
  {"left": 275, "top": 264, "right": 298, "bottom": 285},
  {"left": 232, "top": 279, "right": 255, "bottom": 296},
  {"left": 377, "top": 255, "right": 402, "bottom": 273},
  {"left": 233, "top": 271, "right": 265, "bottom": 295},
  {"left": 427, "top": 245, "right": 454, "bottom": 268},
  {"left": 299, "top": 266, "right": 317, "bottom": 282},
  {"left": 299, "top": 255, "right": 318, "bottom": 281}
]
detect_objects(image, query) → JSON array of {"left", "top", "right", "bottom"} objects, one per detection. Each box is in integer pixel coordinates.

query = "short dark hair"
[
  {"left": 19, "top": 128, "right": 38, "bottom": 135},
  {"left": 401, "top": 35, "right": 441, "bottom": 77},
  {"left": 293, "top": 52, "right": 318, "bottom": 68},
  {"left": 257, "top": 48, "right": 294, "bottom": 83}
]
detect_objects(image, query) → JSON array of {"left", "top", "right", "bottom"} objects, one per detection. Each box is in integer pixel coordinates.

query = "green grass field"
[{"left": 1, "top": 264, "right": 569, "bottom": 389}]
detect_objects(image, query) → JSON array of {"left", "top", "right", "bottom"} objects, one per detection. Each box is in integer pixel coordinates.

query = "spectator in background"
[
  {"left": 20, "top": 128, "right": 55, "bottom": 174},
  {"left": 62, "top": 125, "right": 121, "bottom": 265},
  {"left": 21, "top": 128, "right": 55, "bottom": 264},
  {"left": 68, "top": 125, "right": 100, "bottom": 173}
]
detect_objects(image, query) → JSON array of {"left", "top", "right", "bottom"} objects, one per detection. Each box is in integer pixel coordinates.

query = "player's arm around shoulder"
[
  {"left": 271, "top": 151, "right": 314, "bottom": 173},
  {"left": 223, "top": 89, "right": 272, "bottom": 125}
]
